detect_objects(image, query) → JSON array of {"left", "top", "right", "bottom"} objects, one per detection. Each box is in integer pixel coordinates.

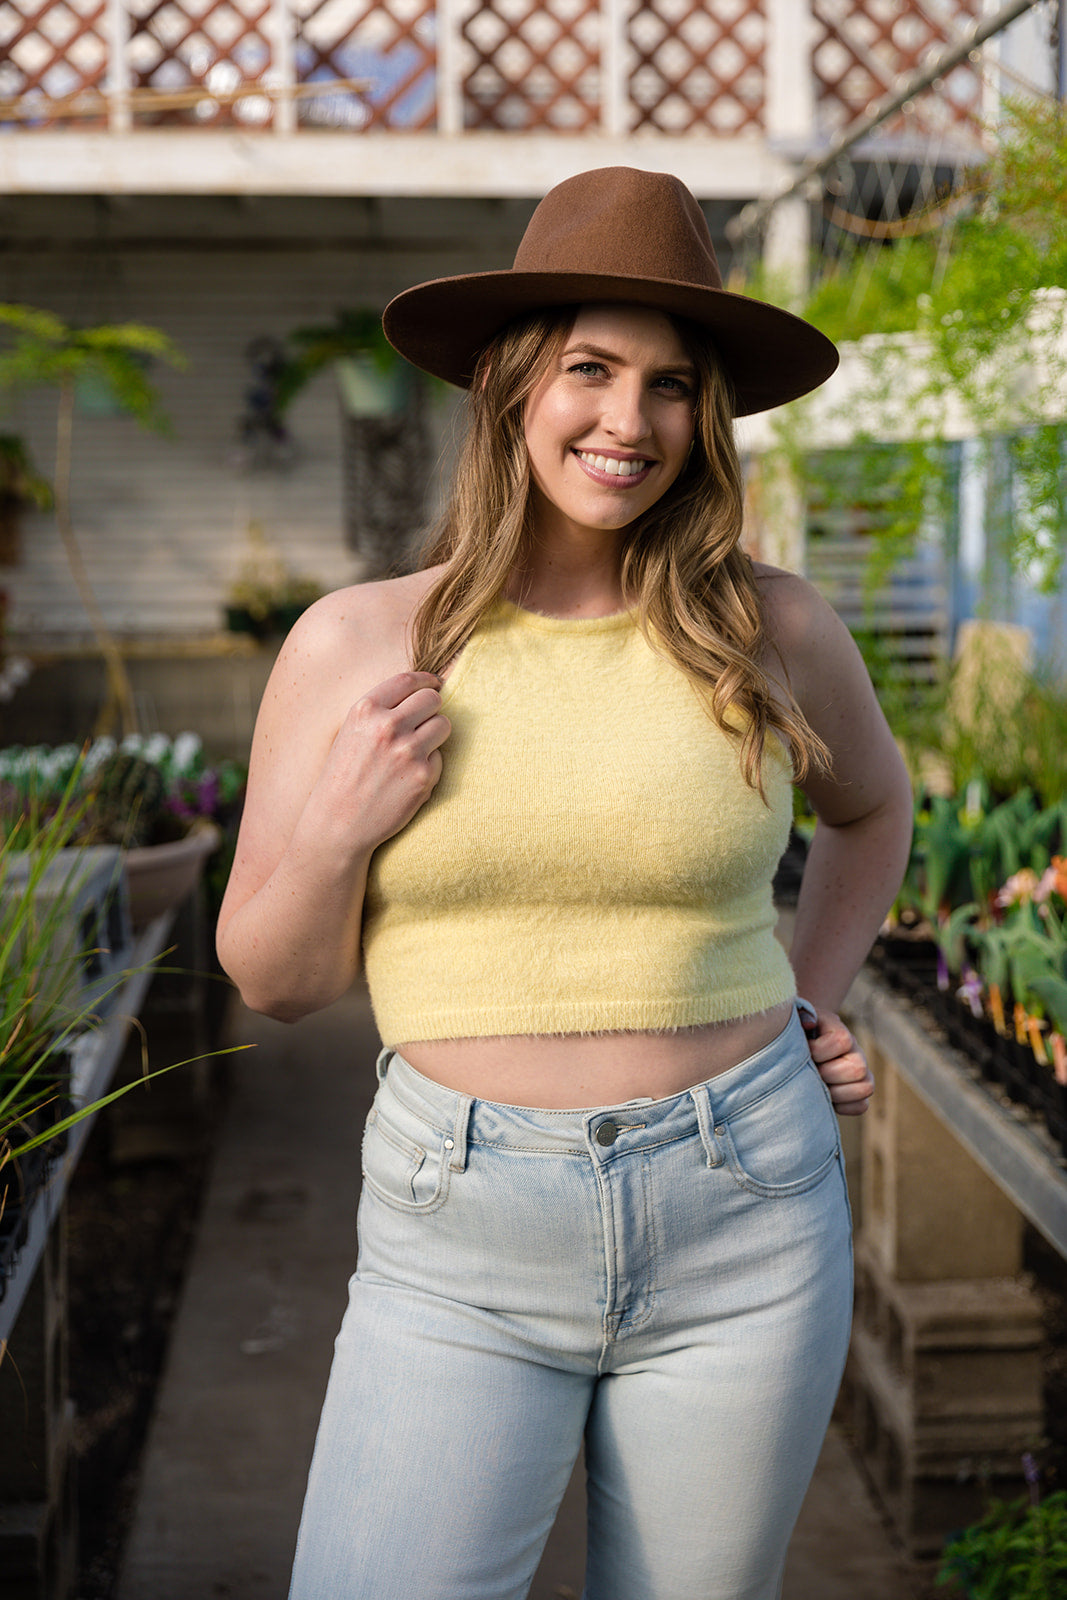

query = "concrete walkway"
[{"left": 118, "top": 985, "right": 921, "bottom": 1600}]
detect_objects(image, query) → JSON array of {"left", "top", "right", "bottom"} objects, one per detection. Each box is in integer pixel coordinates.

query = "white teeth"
[{"left": 577, "top": 451, "right": 647, "bottom": 476}]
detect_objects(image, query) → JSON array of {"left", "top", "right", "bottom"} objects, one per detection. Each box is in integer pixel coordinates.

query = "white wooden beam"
[
  {"left": 105, "top": 0, "right": 131, "bottom": 134},
  {"left": 271, "top": 0, "right": 297, "bottom": 136},
  {"left": 602, "top": 0, "right": 630, "bottom": 139},
  {"left": 0, "top": 131, "right": 793, "bottom": 199}
]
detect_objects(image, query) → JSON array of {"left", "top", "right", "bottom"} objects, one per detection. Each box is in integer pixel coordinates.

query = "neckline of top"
[{"left": 492, "top": 597, "right": 636, "bottom": 634}]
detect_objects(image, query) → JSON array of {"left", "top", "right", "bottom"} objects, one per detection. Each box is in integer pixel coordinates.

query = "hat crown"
[{"left": 513, "top": 167, "right": 723, "bottom": 292}]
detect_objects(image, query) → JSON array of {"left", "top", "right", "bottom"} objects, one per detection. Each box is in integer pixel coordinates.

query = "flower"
[
  {"left": 995, "top": 868, "right": 1040, "bottom": 908},
  {"left": 1034, "top": 856, "right": 1067, "bottom": 905},
  {"left": 957, "top": 967, "right": 985, "bottom": 1018},
  {"left": 0, "top": 736, "right": 246, "bottom": 847}
]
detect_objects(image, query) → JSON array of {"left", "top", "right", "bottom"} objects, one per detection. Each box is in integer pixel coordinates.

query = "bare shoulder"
[
  {"left": 753, "top": 561, "right": 832, "bottom": 630},
  {"left": 269, "top": 567, "right": 442, "bottom": 708},
  {"left": 751, "top": 562, "right": 856, "bottom": 696},
  {"left": 224, "top": 568, "right": 446, "bottom": 904}
]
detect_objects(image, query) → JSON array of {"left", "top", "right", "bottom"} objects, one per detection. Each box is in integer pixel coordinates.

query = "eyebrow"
[{"left": 563, "top": 340, "right": 697, "bottom": 378}]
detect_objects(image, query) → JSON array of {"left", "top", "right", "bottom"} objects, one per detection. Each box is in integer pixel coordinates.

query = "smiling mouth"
[{"left": 574, "top": 450, "right": 652, "bottom": 478}]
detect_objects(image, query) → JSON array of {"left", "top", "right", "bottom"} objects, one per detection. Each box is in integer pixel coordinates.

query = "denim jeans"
[{"left": 288, "top": 1005, "right": 853, "bottom": 1600}]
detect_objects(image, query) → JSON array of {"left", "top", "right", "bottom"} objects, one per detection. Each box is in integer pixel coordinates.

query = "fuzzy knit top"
[{"left": 361, "top": 599, "right": 796, "bottom": 1044}]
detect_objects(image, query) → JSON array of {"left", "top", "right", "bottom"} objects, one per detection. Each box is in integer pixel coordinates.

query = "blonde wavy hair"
[{"left": 411, "top": 307, "right": 828, "bottom": 790}]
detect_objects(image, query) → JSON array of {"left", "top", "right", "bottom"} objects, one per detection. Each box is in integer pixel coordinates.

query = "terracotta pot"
[{"left": 124, "top": 822, "right": 220, "bottom": 931}]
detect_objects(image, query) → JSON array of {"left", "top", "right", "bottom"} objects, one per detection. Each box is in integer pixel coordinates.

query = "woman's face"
[{"left": 522, "top": 303, "right": 697, "bottom": 545}]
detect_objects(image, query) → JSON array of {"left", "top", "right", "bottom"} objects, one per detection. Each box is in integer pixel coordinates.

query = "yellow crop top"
[{"left": 362, "top": 599, "right": 797, "bottom": 1044}]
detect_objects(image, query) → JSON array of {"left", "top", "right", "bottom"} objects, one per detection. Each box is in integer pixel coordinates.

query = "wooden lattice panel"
[
  {"left": 630, "top": 0, "right": 765, "bottom": 135},
  {"left": 0, "top": 0, "right": 108, "bottom": 127},
  {"left": 462, "top": 0, "right": 601, "bottom": 131},
  {"left": 127, "top": 0, "right": 274, "bottom": 125},
  {"left": 294, "top": 0, "right": 436, "bottom": 129},
  {"left": 812, "top": 0, "right": 984, "bottom": 143}
]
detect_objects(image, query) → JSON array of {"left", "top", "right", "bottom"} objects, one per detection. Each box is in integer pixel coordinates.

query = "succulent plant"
[{"left": 81, "top": 752, "right": 177, "bottom": 849}]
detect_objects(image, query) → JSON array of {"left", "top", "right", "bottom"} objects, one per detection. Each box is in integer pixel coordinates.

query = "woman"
[{"left": 217, "top": 168, "right": 913, "bottom": 1600}]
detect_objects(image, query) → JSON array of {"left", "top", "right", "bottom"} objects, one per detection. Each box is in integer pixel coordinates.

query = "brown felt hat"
[{"left": 383, "top": 167, "right": 838, "bottom": 417}]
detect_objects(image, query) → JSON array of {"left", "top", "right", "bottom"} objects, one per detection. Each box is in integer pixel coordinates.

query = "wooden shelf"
[{"left": 848, "top": 967, "right": 1067, "bottom": 1260}]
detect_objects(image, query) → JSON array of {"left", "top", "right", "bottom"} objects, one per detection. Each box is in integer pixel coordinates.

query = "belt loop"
[
  {"left": 375, "top": 1048, "right": 393, "bottom": 1085},
  {"left": 448, "top": 1094, "right": 473, "bottom": 1173},
  {"left": 795, "top": 996, "right": 819, "bottom": 1029},
  {"left": 690, "top": 1083, "right": 725, "bottom": 1169}
]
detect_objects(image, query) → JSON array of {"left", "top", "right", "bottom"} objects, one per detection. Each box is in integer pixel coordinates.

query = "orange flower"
[{"left": 1051, "top": 1033, "right": 1067, "bottom": 1086}]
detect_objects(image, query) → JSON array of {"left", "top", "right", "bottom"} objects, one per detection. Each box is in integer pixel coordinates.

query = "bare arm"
[
  {"left": 760, "top": 568, "right": 914, "bottom": 1112},
  {"left": 216, "top": 586, "right": 449, "bottom": 1022}
]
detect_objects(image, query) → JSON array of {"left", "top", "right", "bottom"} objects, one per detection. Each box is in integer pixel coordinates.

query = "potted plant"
[
  {"left": 874, "top": 768, "right": 1067, "bottom": 1150},
  {"left": 224, "top": 522, "right": 323, "bottom": 640},
  {"left": 0, "top": 763, "right": 248, "bottom": 1298},
  {"left": 0, "top": 734, "right": 246, "bottom": 930},
  {"left": 275, "top": 308, "right": 416, "bottom": 419},
  {"left": 1, "top": 774, "right": 89, "bottom": 1249},
  {"left": 937, "top": 1482, "right": 1067, "bottom": 1597},
  {"left": 0, "top": 304, "right": 185, "bottom": 737}
]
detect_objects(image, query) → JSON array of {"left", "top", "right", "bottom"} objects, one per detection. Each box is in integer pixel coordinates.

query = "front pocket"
[
  {"left": 361, "top": 1106, "right": 450, "bottom": 1213},
  {"left": 719, "top": 1060, "right": 840, "bottom": 1197}
]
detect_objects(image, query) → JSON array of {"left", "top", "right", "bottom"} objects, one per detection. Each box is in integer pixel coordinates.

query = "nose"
[{"left": 603, "top": 377, "right": 652, "bottom": 444}]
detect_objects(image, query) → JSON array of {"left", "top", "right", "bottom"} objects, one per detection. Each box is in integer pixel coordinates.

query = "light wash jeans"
[{"left": 288, "top": 1005, "right": 853, "bottom": 1600}]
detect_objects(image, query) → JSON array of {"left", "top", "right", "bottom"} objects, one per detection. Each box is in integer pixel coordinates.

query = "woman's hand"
[
  {"left": 216, "top": 585, "right": 452, "bottom": 1022},
  {"left": 801, "top": 1005, "right": 874, "bottom": 1117},
  {"left": 319, "top": 671, "right": 451, "bottom": 855}
]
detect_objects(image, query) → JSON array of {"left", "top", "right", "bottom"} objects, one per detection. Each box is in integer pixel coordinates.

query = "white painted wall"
[
  {"left": 0, "top": 198, "right": 509, "bottom": 641},
  {"left": 0, "top": 190, "right": 744, "bottom": 643}
]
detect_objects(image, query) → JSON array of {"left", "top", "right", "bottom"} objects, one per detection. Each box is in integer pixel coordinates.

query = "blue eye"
[{"left": 654, "top": 375, "right": 694, "bottom": 397}]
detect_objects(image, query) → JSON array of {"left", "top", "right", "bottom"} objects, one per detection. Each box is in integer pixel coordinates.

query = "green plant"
[
  {"left": 80, "top": 751, "right": 170, "bottom": 848},
  {"left": 0, "top": 304, "right": 185, "bottom": 737},
  {"left": 758, "top": 99, "right": 1067, "bottom": 609},
  {"left": 0, "top": 734, "right": 246, "bottom": 850},
  {"left": 937, "top": 1490, "right": 1067, "bottom": 1598},
  {"left": 892, "top": 779, "right": 1067, "bottom": 1078},
  {"left": 0, "top": 431, "right": 52, "bottom": 511},
  {"left": 0, "top": 758, "right": 247, "bottom": 1214},
  {"left": 1, "top": 766, "right": 95, "bottom": 1133},
  {"left": 272, "top": 308, "right": 404, "bottom": 415},
  {"left": 225, "top": 521, "right": 323, "bottom": 635}
]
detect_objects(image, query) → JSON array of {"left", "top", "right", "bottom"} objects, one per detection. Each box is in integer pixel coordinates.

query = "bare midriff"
[{"left": 396, "top": 1000, "right": 795, "bottom": 1109}]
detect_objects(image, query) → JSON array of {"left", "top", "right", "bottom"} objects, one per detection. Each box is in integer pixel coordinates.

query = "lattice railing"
[
  {"left": 630, "top": 0, "right": 765, "bottom": 136},
  {"left": 128, "top": 0, "right": 274, "bottom": 125},
  {"left": 0, "top": 0, "right": 991, "bottom": 139},
  {"left": 459, "top": 0, "right": 767, "bottom": 134},
  {"left": 812, "top": 0, "right": 984, "bottom": 143},
  {"left": 0, "top": 0, "right": 109, "bottom": 126},
  {"left": 462, "top": 0, "right": 602, "bottom": 132},
  {"left": 294, "top": 0, "right": 436, "bottom": 130}
]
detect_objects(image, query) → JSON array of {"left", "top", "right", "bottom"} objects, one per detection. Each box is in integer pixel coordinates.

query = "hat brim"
[{"left": 383, "top": 269, "right": 838, "bottom": 417}]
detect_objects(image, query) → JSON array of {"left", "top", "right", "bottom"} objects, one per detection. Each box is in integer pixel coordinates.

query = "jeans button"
[{"left": 595, "top": 1119, "right": 619, "bottom": 1147}]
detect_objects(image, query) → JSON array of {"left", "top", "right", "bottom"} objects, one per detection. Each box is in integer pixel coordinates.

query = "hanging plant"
[
  {"left": 762, "top": 98, "right": 1067, "bottom": 595},
  {"left": 272, "top": 309, "right": 411, "bottom": 416}
]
